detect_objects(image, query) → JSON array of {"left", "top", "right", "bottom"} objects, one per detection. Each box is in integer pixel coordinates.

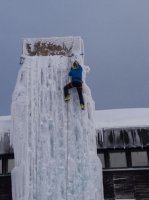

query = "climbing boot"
[
  {"left": 80, "top": 104, "right": 85, "bottom": 110},
  {"left": 64, "top": 95, "right": 70, "bottom": 102}
]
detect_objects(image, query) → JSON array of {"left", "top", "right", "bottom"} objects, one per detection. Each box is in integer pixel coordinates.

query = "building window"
[
  {"left": 110, "top": 152, "right": 127, "bottom": 168},
  {"left": 98, "top": 153, "right": 105, "bottom": 168},
  {"left": 131, "top": 151, "right": 148, "bottom": 167},
  {"left": 7, "top": 158, "right": 15, "bottom": 173}
]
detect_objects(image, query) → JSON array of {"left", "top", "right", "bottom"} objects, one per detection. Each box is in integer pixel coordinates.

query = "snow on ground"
[
  {"left": 11, "top": 37, "right": 103, "bottom": 200},
  {"left": 95, "top": 108, "right": 149, "bottom": 129}
]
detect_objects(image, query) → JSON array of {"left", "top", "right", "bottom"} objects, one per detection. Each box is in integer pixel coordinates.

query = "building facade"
[{"left": 95, "top": 108, "right": 149, "bottom": 200}]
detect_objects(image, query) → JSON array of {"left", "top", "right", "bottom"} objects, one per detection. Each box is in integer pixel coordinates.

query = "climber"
[{"left": 64, "top": 60, "right": 85, "bottom": 110}]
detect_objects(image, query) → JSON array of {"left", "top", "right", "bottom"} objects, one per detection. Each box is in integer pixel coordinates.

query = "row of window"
[
  {"left": 98, "top": 150, "right": 149, "bottom": 169},
  {"left": 1, "top": 151, "right": 148, "bottom": 173},
  {"left": 0, "top": 154, "right": 14, "bottom": 174}
]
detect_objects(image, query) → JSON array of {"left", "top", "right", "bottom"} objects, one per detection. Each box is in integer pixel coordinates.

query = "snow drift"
[{"left": 11, "top": 37, "right": 103, "bottom": 200}]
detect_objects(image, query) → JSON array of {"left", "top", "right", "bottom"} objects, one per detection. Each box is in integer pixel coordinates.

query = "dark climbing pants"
[{"left": 64, "top": 81, "right": 84, "bottom": 105}]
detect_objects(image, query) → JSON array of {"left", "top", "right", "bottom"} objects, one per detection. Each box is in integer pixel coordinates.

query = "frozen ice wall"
[{"left": 11, "top": 37, "right": 103, "bottom": 200}]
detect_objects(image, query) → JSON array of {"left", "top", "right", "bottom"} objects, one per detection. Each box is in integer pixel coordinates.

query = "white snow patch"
[{"left": 95, "top": 108, "right": 149, "bottom": 129}]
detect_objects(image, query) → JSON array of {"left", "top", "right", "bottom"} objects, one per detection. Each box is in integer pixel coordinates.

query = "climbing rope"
[
  {"left": 65, "top": 38, "right": 85, "bottom": 200},
  {"left": 65, "top": 38, "right": 75, "bottom": 200},
  {"left": 66, "top": 56, "right": 69, "bottom": 200}
]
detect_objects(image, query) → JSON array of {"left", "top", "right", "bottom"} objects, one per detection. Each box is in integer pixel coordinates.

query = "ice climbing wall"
[{"left": 11, "top": 37, "right": 103, "bottom": 200}]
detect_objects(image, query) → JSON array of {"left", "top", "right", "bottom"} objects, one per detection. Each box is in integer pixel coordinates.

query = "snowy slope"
[{"left": 11, "top": 37, "right": 103, "bottom": 200}]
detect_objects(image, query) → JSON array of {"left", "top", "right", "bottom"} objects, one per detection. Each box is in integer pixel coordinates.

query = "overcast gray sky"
[{"left": 0, "top": 0, "right": 149, "bottom": 115}]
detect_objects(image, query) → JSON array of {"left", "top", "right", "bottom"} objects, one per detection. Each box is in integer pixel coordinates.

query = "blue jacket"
[{"left": 69, "top": 65, "right": 83, "bottom": 82}]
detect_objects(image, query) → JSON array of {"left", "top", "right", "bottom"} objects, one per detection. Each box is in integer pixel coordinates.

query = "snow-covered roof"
[
  {"left": 95, "top": 108, "right": 149, "bottom": 129},
  {"left": 23, "top": 36, "right": 83, "bottom": 56}
]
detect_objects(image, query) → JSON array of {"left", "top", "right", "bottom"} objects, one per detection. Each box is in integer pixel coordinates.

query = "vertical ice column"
[{"left": 11, "top": 37, "right": 103, "bottom": 200}]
